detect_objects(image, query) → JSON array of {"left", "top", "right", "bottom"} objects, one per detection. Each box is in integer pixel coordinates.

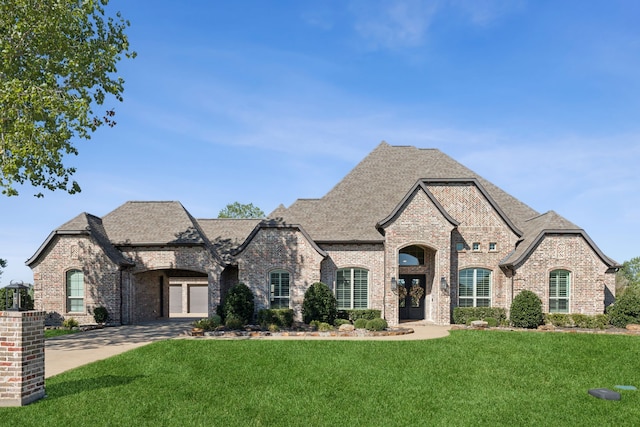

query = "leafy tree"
[
  {"left": 0, "top": 258, "right": 6, "bottom": 283},
  {"left": 222, "top": 283, "right": 255, "bottom": 324},
  {"left": 616, "top": 257, "right": 640, "bottom": 295},
  {"left": 218, "top": 202, "right": 265, "bottom": 219},
  {"left": 1, "top": 0, "right": 135, "bottom": 197}
]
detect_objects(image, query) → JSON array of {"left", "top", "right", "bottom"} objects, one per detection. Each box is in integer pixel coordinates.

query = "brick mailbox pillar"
[{"left": 0, "top": 311, "right": 46, "bottom": 406}]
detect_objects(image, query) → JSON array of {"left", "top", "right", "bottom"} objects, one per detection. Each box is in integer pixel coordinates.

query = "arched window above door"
[{"left": 399, "top": 245, "right": 425, "bottom": 266}]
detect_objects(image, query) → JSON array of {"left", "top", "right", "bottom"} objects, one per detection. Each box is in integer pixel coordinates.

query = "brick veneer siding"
[
  {"left": 0, "top": 311, "right": 45, "bottom": 407},
  {"left": 120, "top": 246, "right": 223, "bottom": 323},
  {"left": 31, "top": 235, "right": 121, "bottom": 325},
  {"left": 236, "top": 228, "right": 325, "bottom": 321},
  {"left": 513, "top": 234, "right": 614, "bottom": 315},
  {"left": 428, "top": 183, "right": 520, "bottom": 315},
  {"left": 319, "top": 243, "right": 385, "bottom": 313},
  {"left": 383, "top": 190, "right": 456, "bottom": 325}
]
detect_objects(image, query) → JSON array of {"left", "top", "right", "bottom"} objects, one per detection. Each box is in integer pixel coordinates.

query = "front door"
[{"left": 398, "top": 275, "right": 426, "bottom": 320}]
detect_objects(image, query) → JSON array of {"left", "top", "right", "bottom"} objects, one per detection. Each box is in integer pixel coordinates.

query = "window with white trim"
[
  {"left": 549, "top": 270, "right": 570, "bottom": 313},
  {"left": 472, "top": 242, "right": 480, "bottom": 251},
  {"left": 336, "top": 268, "right": 369, "bottom": 309},
  {"left": 489, "top": 242, "right": 497, "bottom": 251},
  {"left": 458, "top": 268, "right": 491, "bottom": 307},
  {"left": 270, "top": 270, "right": 290, "bottom": 309},
  {"left": 66, "top": 269, "right": 84, "bottom": 313}
]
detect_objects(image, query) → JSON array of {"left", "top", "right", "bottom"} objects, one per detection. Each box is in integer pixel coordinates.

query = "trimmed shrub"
[
  {"left": 302, "top": 282, "right": 337, "bottom": 324},
  {"left": 193, "top": 315, "right": 222, "bottom": 331},
  {"left": 310, "top": 320, "right": 333, "bottom": 331},
  {"left": 222, "top": 283, "right": 255, "bottom": 325},
  {"left": 93, "top": 306, "right": 109, "bottom": 324},
  {"left": 484, "top": 317, "right": 498, "bottom": 327},
  {"left": 62, "top": 317, "right": 79, "bottom": 329},
  {"left": 545, "top": 313, "right": 572, "bottom": 327},
  {"left": 365, "top": 318, "right": 388, "bottom": 331},
  {"left": 224, "top": 314, "right": 244, "bottom": 330},
  {"left": 354, "top": 318, "right": 368, "bottom": 329},
  {"left": 257, "top": 309, "right": 294, "bottom": 329},
  {"left": 607, "top": 292, "right": 640, "bottom": 328},
  {"left": 344, "top": 309, "right": 382, "bottom": 322},
  {"left": 334, "top": 318, "right": 351, "bottom": 327},
  {"left": 510, "top": 290, "right": 544, "bottom": 329},
  {"left": 453, "top": 307, "right": 507, "bottom": 325}
]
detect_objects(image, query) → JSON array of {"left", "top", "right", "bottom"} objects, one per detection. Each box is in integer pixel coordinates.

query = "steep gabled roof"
[
  {"left": 102, "top": 201, "right": 206, "bottom": 245},
  {"left": 197, "top": 218, "right": 262, "bottom": 262},
  {"left": 234, "top": 219, "right": 327, "bottom": 258},
  {"left": 271, "top": 142, "right": 539, "bottom": 242},
  {"left": 500, "top": 211, "right": 618, "bottom": 268},
  {"left": 26, "top": 213, "right": 134, "bottom": 267}
]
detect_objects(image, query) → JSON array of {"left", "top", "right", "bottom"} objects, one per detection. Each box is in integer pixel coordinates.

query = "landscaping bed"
[{"left": 197, "top": 326, "right": 414, "bottom": 338}]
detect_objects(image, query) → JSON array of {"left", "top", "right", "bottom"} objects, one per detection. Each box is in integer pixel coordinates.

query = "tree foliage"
[
  {"left": 217, "top": 202, "right": 265, "bottom": 219},
  {"left": 616, "top": 257, "right": 640, "bottom": 295},
  {"left": 0, "top": 0, "right": 135, "bottom": 197},
  {"left": 0, "top": 258, "right": 6, "bottom": 282}
]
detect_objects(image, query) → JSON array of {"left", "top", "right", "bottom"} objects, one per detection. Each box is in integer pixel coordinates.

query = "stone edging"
[{"left": 192, "top": 327, "right": 415, "bottom": 338}]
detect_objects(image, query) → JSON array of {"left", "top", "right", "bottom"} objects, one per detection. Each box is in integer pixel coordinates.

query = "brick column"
[{"left": 0, "top": 311, "right": 46, "bottom": 406}]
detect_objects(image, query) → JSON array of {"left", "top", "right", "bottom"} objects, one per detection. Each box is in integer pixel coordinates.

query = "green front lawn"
[{"left": 5, "top": 330, "right": 640, "bottom": 426}]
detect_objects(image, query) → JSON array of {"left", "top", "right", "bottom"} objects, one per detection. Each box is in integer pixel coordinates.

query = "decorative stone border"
[{"left": 195, "top": 327, "right": 415, "bottom": 338}]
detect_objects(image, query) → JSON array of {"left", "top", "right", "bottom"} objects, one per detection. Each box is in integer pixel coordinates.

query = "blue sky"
[{"left": 2, "top": 0, "right": 639, "bottom": 284}]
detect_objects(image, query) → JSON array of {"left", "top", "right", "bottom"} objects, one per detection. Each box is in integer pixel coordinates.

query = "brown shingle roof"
[
  {"left": 197, "top": 218, "right": 262, "bottom": 262},
  {"left": 271, "top": 142, "right": 540, "bottom": 241},
  {"left": 101, "top": 201, "right": 205, "bottom": 245}
]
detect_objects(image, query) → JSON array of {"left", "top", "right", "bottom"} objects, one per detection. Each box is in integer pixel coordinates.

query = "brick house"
[{"left": 27, "top": 142, "right": 618, "bottom": 326}]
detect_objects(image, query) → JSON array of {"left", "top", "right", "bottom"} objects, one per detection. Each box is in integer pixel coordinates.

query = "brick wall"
[
  {"left": 320, "top": 243, "right": 385, "bottom": 312},
  {"left": 236, "top": 227, "right": 325, "bottom": 321},
  {"left": 31, "top": 235, "right": 120, "bottom": 325},
  {"left": 0, "top": 311, "right": 45, "bottom": 407},
  {"left": 514, "top": 234, "right": 614, "bottom": 315}
]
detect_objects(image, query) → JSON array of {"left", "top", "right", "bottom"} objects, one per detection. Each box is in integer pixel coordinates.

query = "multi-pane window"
[
  {"left": 270, "top": 270, "right": 290, "bottom": 309},
  {"left": 549, "top": 270, "right": 570, "bottom": 313},
  {"left": 66, "top": 269, "right": 84, "bottom": 313},
  {"left": 336, "top": 268, "right": 369, "bottom": 309},
  {"left": 489, "top": 242, "right": 497, "bottom": 251},
  {"left": 458, "top": 268, "right": 491, "bottom": 307},
  {"left": 472, "top": 242, "right": 480, "bottom": 251}
]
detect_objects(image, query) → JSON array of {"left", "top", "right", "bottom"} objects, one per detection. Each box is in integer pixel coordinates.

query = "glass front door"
[{"left": 398, "top": 275, "right": 426, "bottom": 320}]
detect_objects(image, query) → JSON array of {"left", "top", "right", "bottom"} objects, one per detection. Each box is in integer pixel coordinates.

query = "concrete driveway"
[
  {"left": 45, "top": 318, "right": 193, "bottom": 378},
  {"left": 45, "top": 319, "right": 451, "bottom": 378}
]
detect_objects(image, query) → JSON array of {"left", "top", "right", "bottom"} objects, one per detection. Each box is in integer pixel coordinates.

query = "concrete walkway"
[{"left": 45, "top": 319, "right": 451, "bottom": 378}]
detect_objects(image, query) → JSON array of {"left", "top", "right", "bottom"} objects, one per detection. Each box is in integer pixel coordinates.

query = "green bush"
[
  {"left": 453, "top": 307, "right": 507, "bottom": 325},
  {"left": 93, "top": 306, "right": 109, "bottom": 323},
  {"left": 224, "top": 314, "right": 244, "bottom": 330},
  {"left": 365, "top": 318, "right": 388, "bottom": 331},
  {"left": 309, "top": 320, "right": 333, "bottom": 331},
  {"left": 465, "top": 318, "right": 479, "bottom": 326},
  {"left": 485, "top": 317, "right": 498, "bottom": 327},
  {"left": 510, "top": 290, "right": 544, "bottom": 329},
  {"left": 302, "top": 282, "right": 337, "bottom": 324},
  {"left": 257, "top": 309, "right": 294, "bottom": 329},
  {"left": 62, "top": 317, "right": 79, "bottom": 329},
  {"left": 607, "top": 292, "right": 640, "bottom": 328},
  {"left": 354, "top": 318, "right": 368, "bottom": 329},
  {"left": 545, "top": 313, "right": 572, "bottom": 327},
  {"left": 334, "top": 318, "right": 351, "bottom": 327},
  {"left": 339, "top": 309, "right": 382, "bottom": 322},
  {"left": 193, "top": 315, "right": 222, "bottom": 331},
  {"left": 222, "top": 283, "right": 255, "bottom": 324}
]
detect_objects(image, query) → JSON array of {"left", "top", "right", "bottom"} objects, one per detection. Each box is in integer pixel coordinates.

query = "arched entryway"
[{"left": 398, "top": 245, "right": 436, "bottom": 321}]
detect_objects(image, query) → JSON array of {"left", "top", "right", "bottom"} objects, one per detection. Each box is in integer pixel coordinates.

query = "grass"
[
  {"left": 4, "top": 330, "right": 640, "bottom": 426},
  {"left": 44, "top": 328, "right": 81, "bottom": 339}
]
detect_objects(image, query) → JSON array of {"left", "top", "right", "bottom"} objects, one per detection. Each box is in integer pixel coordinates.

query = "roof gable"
[
  {"left": 102, "top": 201, "right": 206, "bottom": 245},
  {"left": 273, "top": 142, "right": 538, "bottom": 242}
]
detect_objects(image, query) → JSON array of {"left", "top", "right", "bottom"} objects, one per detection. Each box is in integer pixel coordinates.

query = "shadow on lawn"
[{"left": 45, "top": 375, "right": 145, "bottom": 399}]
